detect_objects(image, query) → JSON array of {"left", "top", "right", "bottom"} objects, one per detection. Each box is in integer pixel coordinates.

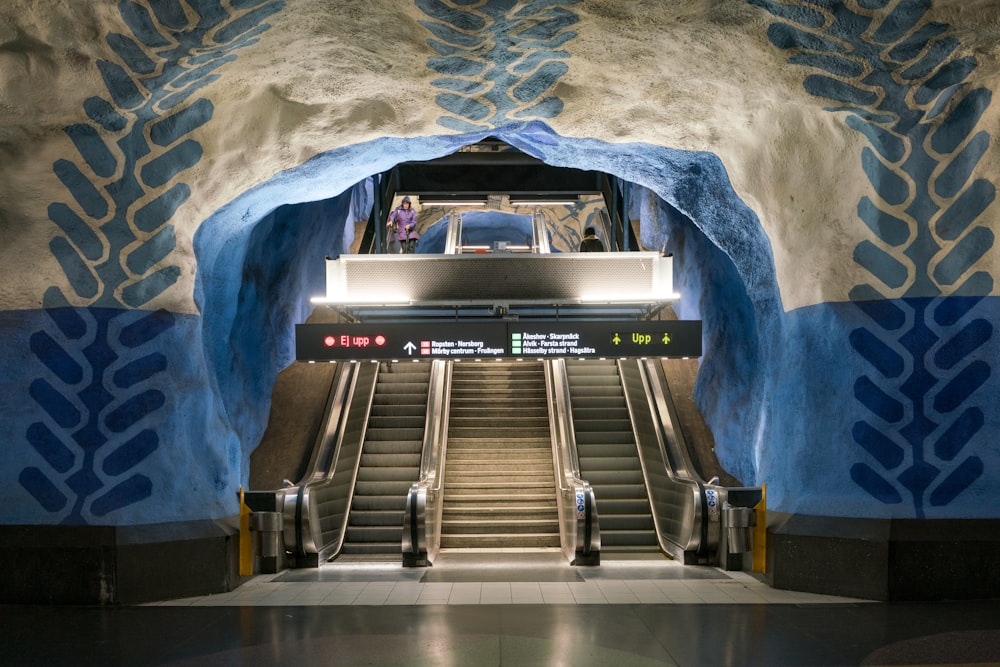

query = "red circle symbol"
[
  {"left": 375, "top": 335, "right": 386, "bottom": 346},
  {"left": 324, "top": 336, "right": 336, "bottom": 347}
]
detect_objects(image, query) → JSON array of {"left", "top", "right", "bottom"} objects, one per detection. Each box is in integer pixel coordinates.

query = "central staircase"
[{"left": 441, "top": 360, "right": 560, "bottom": 549}]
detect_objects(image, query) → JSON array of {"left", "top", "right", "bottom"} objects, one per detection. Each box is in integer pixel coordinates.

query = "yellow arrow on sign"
[
  {"left": 612, "top": 333, "right": 621, "bottom": 345},
  {"left": 662, "top": 333, "right": 671, "bottom": 344}
]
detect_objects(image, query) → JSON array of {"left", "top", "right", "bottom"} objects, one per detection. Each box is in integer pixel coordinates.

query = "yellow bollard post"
[
  {"left": 752, "top": 484, "right": 767, "bottom": 574},
  {"left": 239, "top": 487, "right": 253, "bottom": 576}
]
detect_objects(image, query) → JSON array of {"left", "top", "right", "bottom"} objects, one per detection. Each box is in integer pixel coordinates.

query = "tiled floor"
[
  {"left": 150, "top": 551, "right": 862, "bottom": 607},
  {"left": 5, "top": 551, "right": 1000, "bottom": 666},
  {"left": 0, "top": 553, "right": 1000, "bottom": 667}
]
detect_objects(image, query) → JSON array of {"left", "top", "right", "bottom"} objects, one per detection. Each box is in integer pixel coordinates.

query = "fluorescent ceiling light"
[
  {"left": 420, "top": 200, "right": 487, "bottom": 206},
  {"left": 510, "top": 200, "right": 577, "bottom": 206},
  {"left": 579, "top": 292, "right": 681, "bottom": 302},
  {"left": 310, "top": 296, "right": 411, "bottom": 306}
]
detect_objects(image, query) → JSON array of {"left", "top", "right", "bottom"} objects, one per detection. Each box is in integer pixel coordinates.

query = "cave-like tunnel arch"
[{"left": 193, "top": 121, "right": 781, "bottom": 496}]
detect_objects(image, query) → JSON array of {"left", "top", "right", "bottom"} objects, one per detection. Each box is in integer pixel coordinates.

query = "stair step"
[
  {"left": 442, "top": 519, "right": 559, "bottom": 534},
  {"left": 444, "top": 481, "right": 555, "bottom": 491},
  {"left": 442, "top": 507, "right": 557, "bottom": 520},
  {"left": 440, "top": 534, "right": 560, "bottom": 548},
  {"left": 447, "top": 439, "right": 550, "bottom": 448}
]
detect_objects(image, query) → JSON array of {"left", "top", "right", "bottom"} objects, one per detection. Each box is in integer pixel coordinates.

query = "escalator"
[
  {"left": 565, "top": 360, "right": 658, "bottom": 551},
  {"left": 250, "top": 359, "right": 431, "bottom": 567},
  {"left": 257, "top": 345, "right": 755, "bottom": 572},
  {"left": 341, "top": 362, "right": 430, "bottom": 556}
]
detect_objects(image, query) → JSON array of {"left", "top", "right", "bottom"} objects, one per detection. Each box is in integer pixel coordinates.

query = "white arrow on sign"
[{"left": 403, "top": 341, "right": 417, "bottom": 355}]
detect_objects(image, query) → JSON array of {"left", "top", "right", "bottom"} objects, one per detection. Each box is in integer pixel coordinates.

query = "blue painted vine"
[
  {"left": 750, "top": 0, "right": 994, "bottom": 516},
  {"left": 23, "top": 0, "right": 284, "bottom": 524},
  {"left": 417, "top": 0, "right": 580, "bottom": 131}
]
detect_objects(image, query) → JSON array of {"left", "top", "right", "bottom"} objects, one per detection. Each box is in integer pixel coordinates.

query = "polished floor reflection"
[{"left": 3, "top": 551, "right": 1000, "bottom": 666}]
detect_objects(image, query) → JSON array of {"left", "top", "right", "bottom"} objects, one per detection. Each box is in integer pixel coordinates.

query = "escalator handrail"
[
  {"left": 532, "top": 212, "right": 551, "bottom": 254},
  {"left": 402, "top": 359, "right": 451, "bottom": 565},
  {"left": 444, "top": 210, "right": 462, "bottom": 254},
  {"left": 285, "top": 361, "right": 359, "bottom": 556},
  {"left": 545, "top": 358, "right": 600, "bottom": 563},
  {"left": 301, "top": 362, "right": 356, "bottom": 482},
  {"left": 618, "top": 359, "right": 705, "bottom": 557},
  {"left": 287, "top": 361, "right": 379, "bottom": 561},
  {"left": 640, "top": 359, "right": 701, "bottom": 481}
]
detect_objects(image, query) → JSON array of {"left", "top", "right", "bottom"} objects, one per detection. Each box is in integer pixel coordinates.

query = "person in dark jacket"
[
  {"left": 387, "top": 196, "right": 419, "bottom": 253},
  {"left": 579, "top": 226, "right": 605, "bottom": 252}
]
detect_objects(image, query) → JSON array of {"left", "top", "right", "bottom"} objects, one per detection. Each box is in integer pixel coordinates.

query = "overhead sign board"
[{"left": 296, "top": 320, "right": 701, "bottom": 361}]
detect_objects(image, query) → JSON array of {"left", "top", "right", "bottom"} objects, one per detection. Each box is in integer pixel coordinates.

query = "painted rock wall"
[{"left": 0, "top": 0, "right": 997, "bottom": 526}]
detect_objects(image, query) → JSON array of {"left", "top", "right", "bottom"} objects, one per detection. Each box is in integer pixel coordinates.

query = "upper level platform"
[{"left": 312, "top": 251, "right": 678, "bottom": 322}]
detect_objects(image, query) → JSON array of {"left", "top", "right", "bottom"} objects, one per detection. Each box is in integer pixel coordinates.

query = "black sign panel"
[
  {"left": 297, "top": 321, "right": 701, "bottom": 361},
  {"left": 296, "top": 322, "right": 508, "bottom": 361},
  {"left": 510, "top": 320, "right": 701, "bottom": 358}
]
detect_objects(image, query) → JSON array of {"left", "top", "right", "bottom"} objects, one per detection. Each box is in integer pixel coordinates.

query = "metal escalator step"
[
  {"left": 356, "top": 466, "right": 423, "bottom": 482},
  {"left": 353, "top": 480, "right": 417, "bottom": 496},
  {"left": 339, "top": 541, "right": 401, "bottom": 555},
  {"left": 575, "top": 456, "right": 641, "bottom": 471},
  {"left": 349, "top": 509, "right": 405, "bottom": 526},
  {"left": 586, "top": 483, "right": 649, "bottom": 499},
  {"left": 364, "top": 427, "right": 425, "bottom": 441},
  {"left": 369, "top": 403, "right": 427, "bottom": 416},
  {"left": 585, "top": 470, "right": 645, "bottom": 485},
  {"left": 366, "top": 416, "right": 426, "bottom": 428},
  {"left": 363, "top": 441, "right": 423, "bottom": 454},
  {"left": 374, "top": 382, "right": 432, "bottom": 393},
  {"left": 599, "top": 513, "right": 656, "bottom": 531},
  {"left": 599, "top": 530, "right": 660, "bottom": 547},
  {"left": 595, "top": 498, "right": 653, "bottom": 514},
  {"left": 574, "top": 432, "right": 637, "bottom": 445},
  {"left": 571, "top": 407, "right": 630, "bottom": 420},
  {"left": 576, "top": 441, "right": 638, "bottom": 455},
  {"left": 360, "top": 453, "right": 421, "bottom": 467},
  {"left": 568, "top": 386, "right": 626, "bottom": 398},
  {"left": 350, "top": 495, "right": 407, "bottom": 511},
  {"left": 345, "top": 526, "right": 402, "bottom": 542},
  {"left": 371, "top": 393, "right": 429, "bottom": 405}
]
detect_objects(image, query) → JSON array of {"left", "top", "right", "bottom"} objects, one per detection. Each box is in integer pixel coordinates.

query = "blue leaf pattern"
[
  {"left": 23, "top": 0, "right": 284, "bottom": 523},
  {"left": 751, "top": 0, "right": 994, "bottom": 516}
]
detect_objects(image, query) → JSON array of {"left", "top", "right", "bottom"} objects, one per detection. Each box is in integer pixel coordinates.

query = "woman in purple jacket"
[{"left": 387, "top": 196, "right": 419, "bottom": 253}]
